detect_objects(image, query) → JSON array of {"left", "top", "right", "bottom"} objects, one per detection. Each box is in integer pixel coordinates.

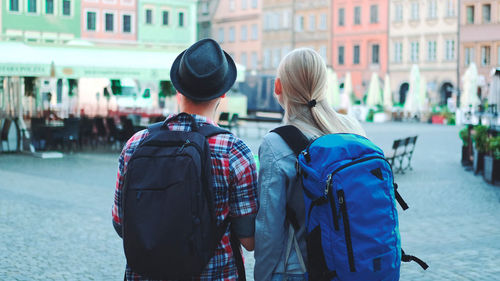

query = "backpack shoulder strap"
[
  {"left": 198, "top": 124, "right": 232, "bottom": 138},
  {"left": 271, "top": 125, "right": 310, "bottom": 156}
]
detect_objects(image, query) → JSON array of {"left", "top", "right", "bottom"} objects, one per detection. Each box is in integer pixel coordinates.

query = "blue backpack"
[{"left": 272, "top": 126, "right": 428, "bottom": 281}]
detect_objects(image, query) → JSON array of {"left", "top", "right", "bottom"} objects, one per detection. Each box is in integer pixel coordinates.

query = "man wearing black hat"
[{"left": 112, "top": 39, "right": 258, "bottom": 280}]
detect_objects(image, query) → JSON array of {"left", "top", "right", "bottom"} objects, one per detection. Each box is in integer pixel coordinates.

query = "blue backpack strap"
[
  {"left": 402, "top": 249, "right": 429, "bottom": 270},
  {"left": 271, "top": 125, "right": 310, "bottom": 156}
]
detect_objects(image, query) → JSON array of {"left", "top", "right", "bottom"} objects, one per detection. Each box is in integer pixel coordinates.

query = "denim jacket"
[{"left": 254, "top": 132, "right": 308, "bottom": 281}]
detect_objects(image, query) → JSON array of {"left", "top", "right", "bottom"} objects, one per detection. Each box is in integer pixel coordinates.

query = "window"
[
  {"left": 123, "top": 15, "right": 131, "bottom": 33},
  {"left": 394, "top": 42, "right": 403, "bottom": 63},
  {"left": 446, "top": 0, "right": 455, "bottom": 17},
  {"left": 372, "top": 44, "right": 380, "bottom": 64},
  {"left": 353, "top": 45, "right": 360, "bottom": 64},
  {"left": 105, "top": 13, "right": 114, "bottom": 32},
  {"left": 427, "top": 41, "right": 437, "bottom": 61},
  {"left": 282, "top": 10, "right": 291, "bottom": 28},
  {"left": 354, "top": 6, "right": 361, "bottom": 25},
  {"left": 319, "top": 14, "right": 327, "bottom": 30},
  {"left": 229, "top": 26, "right": 235, "bottom": 42},
  {"left": 296, "top": 15, "right": 304, "bottom": 31},
  {"left": 272, "top": 48, "right": 281, "bottom": 68},
  {"left": 241, "top": 26, "right": 247, "bottom": 41},
  {"left": 445, "top": 40, "right": 455, "bottom": 60},
  {"left": 9, "top": 0, "right": 19, "bottom": 12},
  {"left": 370, "top": 5, "right": 378, "bottom": 23},
  {"left": 481, "top": 46, "right": 491, "bottom": 66},
  {"left": 241, "top": 0, "right": 247, "bottom": 10},
  {"left": 411, "top": 2, "right": 419, "bottom": 20},
  {"left": 251, "top": 52, "right": 258, "bottom": 69},
  {"left": 240, "top": 52, "right": 247, "bottom": 67},
  {"left": 264, "top": 49, "right": 271, "bottom": 68},
  {"left": 465, "top": 47, "right": 474, "bottom": 66},
  {"left": 338, "top": 46, "right": 345, "bottom": 65},
  {"left": 218, "top": 28, "right": 224, "bottom": 43},
  {"left": 251, "top": 24, "right": 258, "bottom": 40},
  {"left": 482, "top": 4, "right": 491, "bottom": 23},
  {"left": 498, "top": 46, "right": 500, "bottom": 66},
  {"left": 46, "top": 0, "right": 54, "bottom": 14},
  {"left": 87, "top": 12, "right": 96, "bottom": 31},
  {"left": 145, "top": 9, "right": 153, "bottom": 24},
  {"left": 62, "top": 0, "right": 70, "bottom": 16},
  {"left": 251, "top": 0, "right": 257, "bottom": 9},
  {"left": 229, "top": 0, "right": 235, "bottom": 11},
  {"left": 162, "top": 11, "right": 169, "bottom": 25},
  {"left": 179, "top": 12, "right": 184, "bottom": 27},
  {"left": 201, "top": 2, "right": 209, "bottom": 15},
  {"left": 394, "top": 3, "right": 403, "bottom": 22},
  {"left": 466, "top": 6, "right": 474, "bottom": 24},
  {"left": 27, "top": 0, "right": 37, "bottom": 13},
  {"left": 319, "top": 46, "right": 327, "bottom": 62},
  {"left": 338, "top": 8, "right": 345, "bottom": 26},
  {"left": 309, "top": 15, "right": 315, "bottom": 31},
  {"left": 428, "top": 0, "right": 437, "bottom": 19},
  {"left": 272, "top": 12, "right": 281, "bottom": 30},
  {"left": 410, "top": 41, "right": 419, "bottom": 62}
]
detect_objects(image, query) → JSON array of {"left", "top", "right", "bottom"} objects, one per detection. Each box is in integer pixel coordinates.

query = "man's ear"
[{"left": 274, "top": 78, "right": 282, "bottom": 96}]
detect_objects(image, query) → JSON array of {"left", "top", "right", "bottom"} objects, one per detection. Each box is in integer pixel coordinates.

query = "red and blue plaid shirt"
[{"left": 112, "top": 113, "right": 258, "bottom": 281}]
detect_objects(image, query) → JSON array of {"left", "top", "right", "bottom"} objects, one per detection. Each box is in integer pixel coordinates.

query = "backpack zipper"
[
  {"left": 142, "top": 140, "right": 202, "bottom": 155},
  {"left": 338, "top": 189, "right": 356, "bottom": 272},
  {"left": 326, "top": 174, "right": 340, "bottom": 231}
]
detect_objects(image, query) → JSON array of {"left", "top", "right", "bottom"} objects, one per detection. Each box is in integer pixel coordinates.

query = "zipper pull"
[
  {"left": 179, "top": 139, "right": 190, "bottom": 153},
  {"left": 338, "top": 192, "right": 344, "bottom": 204},
  {"left": 325, "top": 174, "right": 332, "bottom": 196}
]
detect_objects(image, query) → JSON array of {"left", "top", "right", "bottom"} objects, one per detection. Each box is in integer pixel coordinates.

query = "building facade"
[
  {"left": 212, "top": 0, "right": 261, "bottom": 71},
  {"left": 460, "top": 0, "right": 500, "bottom": 100},
  {"left": 332, "top": 0, "right": 389, "bottom": 99},
  {"left": 389, "top": 0, "right": 458, "bottom": 106},
  {"left": 137, "top": 0, "right": 197, "bottom": 47},
  {"left": 81, "top": 0, "right": 137, "bottom": 44},
  {"left": 2, "top": 0, "right": 81, "bottom": 43},
  {"left": 197, "top": 0, "right": 219, "bottom": 40}
]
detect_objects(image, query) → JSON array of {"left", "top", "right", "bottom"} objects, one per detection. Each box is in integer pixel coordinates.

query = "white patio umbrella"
[
  {"left": 326, "top": 68, "right": 341, "bottom": 108},
  {"left": 366, "top": 73, "right": 382, "bottom": 107},
  {"left": 418, "top": 76, "right": 427, "bottom": 111},
  {"left": 461, "top": 63, "right": 480, "bottom": 109},
  {"left": 404, "top": 65, "right": 420, "bottom": 114},
  {"left": 383, "top": 74, "right": 393, "bottom": 110},
  {"left": 489, "top": 68, "right": 500, "bottom": 107},
  {"left": 341, "top": 72, "right": 353, "bottom": 110}
]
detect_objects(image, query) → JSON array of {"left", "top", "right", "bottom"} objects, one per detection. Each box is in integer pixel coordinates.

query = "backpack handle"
[{"left": 164, "top": 112, "right": 199, "bottom": 131}]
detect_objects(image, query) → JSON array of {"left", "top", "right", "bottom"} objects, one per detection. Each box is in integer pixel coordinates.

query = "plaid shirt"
[{"left": 112, "top": 114, "right": 258, "bottom": 281}]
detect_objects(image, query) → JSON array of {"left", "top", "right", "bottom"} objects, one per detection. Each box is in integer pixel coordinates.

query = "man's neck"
[{"left": 179, "top": 107, "right": 216, "bottom": 121}]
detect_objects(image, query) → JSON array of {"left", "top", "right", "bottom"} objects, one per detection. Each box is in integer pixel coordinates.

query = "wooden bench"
[{"left": 386, "top": 136, "right": 418, "bottom": 173}]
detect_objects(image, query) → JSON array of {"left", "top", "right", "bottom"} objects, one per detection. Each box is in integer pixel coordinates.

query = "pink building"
[
  {"left": 212, "top": 0, "right": 262, "bottom": 71},
  {"left": 81, "top": 0, "right": 137, "bottom": 44},
  {"left": 332, "top": 0, "right": 388, "bottom": 98}
]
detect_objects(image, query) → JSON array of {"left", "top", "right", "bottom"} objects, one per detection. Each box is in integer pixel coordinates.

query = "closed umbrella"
[
  {"left": 419, "top": 76, "right": 427, "bottom": 111},
  {"left": 341, "top": 72, "right": 353, "bottom": 110},
  {"left": 366, "top": 73, "right": 382, "bottom": 107},
  {"left": 404, "top": 65, "right": 420, "bottom": 115},
  {"left": 326, "top": 69, "right": 341, "bottom": 108},
  {"left": 383, "top": 74, "right": 393, "bottom": 110},
  {"left": 488, "top": 68, "right": 500, "bottom": 107},
  {"left": 461, "top": 63, "right": 480, "bottom": 109}
]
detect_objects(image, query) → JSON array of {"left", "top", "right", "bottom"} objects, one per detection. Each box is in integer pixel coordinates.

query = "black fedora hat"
[{"left": 170, "top": 38, "right": 237, "bottom": 102}]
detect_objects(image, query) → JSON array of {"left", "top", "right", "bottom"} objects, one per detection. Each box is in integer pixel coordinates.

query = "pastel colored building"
[
  {"left": 213, "top": 0, "right": 262, "bottom": 71},
  {"left": 2, "top": 0, "right": 81, "bottom": 43},
  {"left": 332, "top": 0, "right": 389, "bottom": 98},
  {"left": 460, "top": 0, "right": 500, "bottom": 99},
  {"left": 81, "top": 0, "right": 137, "bottom": 44},
  {"left": 197, "top": 0, "right": 220, "bottom": 40},
  {"left": 137, "top": 0, "right": 197, "bottom": 47},
  {"left": 389, "top": 0, "right": 459, "bottom": 105}
]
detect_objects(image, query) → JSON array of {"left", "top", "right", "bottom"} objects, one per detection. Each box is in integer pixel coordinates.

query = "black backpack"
[{"left": 122, "top": 113, "right": 238, "bottom": 280}]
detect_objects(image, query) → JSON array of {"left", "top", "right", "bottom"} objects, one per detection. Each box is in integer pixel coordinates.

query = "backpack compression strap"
[
  {"left": 402, "top": 249, "right": 429, "bottom": 270},
  {"left": 271, "top": 125, "right": 310, "bottom": 156}
]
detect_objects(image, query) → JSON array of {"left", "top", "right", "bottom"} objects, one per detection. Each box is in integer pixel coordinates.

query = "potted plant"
[
  {"left": 459, "top": 127, "right": 472, "bottom": 166},
  {"left": 472, "top": 125, "right": 488, "bottom": 174},
  {"left": 484, "top": 136, "right": 500, "bottom": 184}
]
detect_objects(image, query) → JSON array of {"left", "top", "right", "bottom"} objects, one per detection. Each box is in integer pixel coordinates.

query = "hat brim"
[{"left": 170, "top": 49, "right": 237, "bottom": 102}]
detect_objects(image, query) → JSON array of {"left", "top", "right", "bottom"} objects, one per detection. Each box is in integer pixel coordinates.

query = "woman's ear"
[{"left": 274, "top": 78, "right": 282, "bottom": 96}]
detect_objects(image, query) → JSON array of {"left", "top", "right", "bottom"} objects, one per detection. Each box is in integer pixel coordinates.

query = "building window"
[
  {"left": 482, "top": 4, "right": 491, "bottom": 23},
  {"left": 218, "top": 28, "right": 224, "bottom": 43},
  {"left": 241, "top": 26, "right": 247, "bottom": 41},
  {"left": 105, "top": 13, "right": 114, "bottom": 32},
  {"left": 338, "top": 8, "right": 345, "bottom": 26},
  {"left": 410, "top": 41, "right": 419, "bottom": 62},
  {"left": 445, "top": 40, "right": 455, "bottom": 60},
  {"left": 251, "top": 0, "right": 257, "bottom": 9},
  {"left": 372, "top": 44, "right": 380, "bottom": 64},
  {"left": 481, "top": 46, "right": 491, "bottom": 66},
  {"left": 428, "top": 0, "right": 437, "bottom": 19},
  {"left": 394, "top": 42, "right": 403, "bottom": 63},
  {"left": 241, "top": 0, "right": 247, "bottom": 10},
  {"left": 394, "top": 3, "right": 403, "bottom": 22},
  {"left": 201, "top": 2, "right": 209, "bottom": 15},
  {"left": 498, "top": 46, "right": 500, "bottom": 66},
  {"left": 353, "top": 45, "right": 360, "bottom": 64},
  {"left": 446, "top": 0, "right": 455, "bottom": 17},
  {"left": 240, "top": 52, "right": 247, "bottom": 67},
  {"left": 411, "top": 2, "right": 419, "bottom": 20},
  {"left": 162, "top": 11, "right": 169, "bottom": 25},
  {"left": 466, "top": 6, "right": 474, "bottom": 24},
  {"left": 264, "top": 49, "right": 270, "bottom": 68},
  {"left": 251, "top": 24, "right": 258, "bottom": 40},
  {"left": 272, "top": 12, "right": 281, "bottom": 30},
  {"left": 338, "top": 46, "right": 345, "bottom": 65},
  {"left": 46, "top": 0, "right": 54, "bottom": 14},
  {"left": 229, "top": 26, "right": 235, "bottom": 42},
  {"left": 319, "top": 46, "right": 327, "bottom": 62},
  {"left": 87, "top": 12, "right": 96, "bottom": 31},
  {"left": 272, "top": 48, "right": 281, "bottom": 68},
  {"left": 370, "top": 5, "right": 378, "bottom": 23},
  {"left": 145, "top": 9, "right": 153, "bottom": 24},
  {"left": 296, "top": 15, "right": 304, "bottom": 31},
  {"left": 309, "top": 15, "right": 315, "bottom": 31},
  {"left": 62, "top": 0, "right": 71, "bottom": 16},
  {"left": 465, "top": 47, "right": 474, "bottom": 66},
  {"left": 179, "top": 12, "right": 184, "bottom": 27},
  {"left": 282, "top": 10, "right": 291, "bottom": 28},
  {"left": 27, "top": 0, "right": 37, "bottom": 13},
  {"left": 9, "top": 0, "right": 19, "bottom": 12},
  {"left": 427, "top": 41, "right": 437, "bottom": 61},
  {"left": 354, "top": 6, "right": 361, "bottom": 25},
  {"left": 319, "top": 14, "right": 327, "bottom": 30},
  {"left": 123, "top": 15, "right": 131, "bottom": 33},
  {"left": 251, "top": 52, "right": 258, "bottom": 69},
  {"left": 229, "top": 0, "right": 235, "bottom": 11}
]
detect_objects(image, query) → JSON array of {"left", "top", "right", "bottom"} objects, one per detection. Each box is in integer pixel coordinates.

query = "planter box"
[
  {"left": 461, "top": 146, "right": 472, "bottom": 166},
  {"left": 473, "top": 149, "right": 484, "bottom": 174},
  {"left": 432, "top": 115, "right": 445, "bottom": 124},
  {"left": 373, "top": 112, "right": 388, "bottom": 123},
  {"left": 483, "top": 155, "right": 500, "bottom": 184}
]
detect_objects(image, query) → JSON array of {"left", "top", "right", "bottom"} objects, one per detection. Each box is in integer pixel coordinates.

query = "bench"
[
  {"left": 386, "top": 136, "right": 418, "bottom": 174},
  {"left": 218, "top": 112, "right": 240, "bottom": 135}
]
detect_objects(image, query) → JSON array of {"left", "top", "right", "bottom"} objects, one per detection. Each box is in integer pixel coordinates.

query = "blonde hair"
[{"left": 277, "top": 48, "right": 365, "bottom": 137}]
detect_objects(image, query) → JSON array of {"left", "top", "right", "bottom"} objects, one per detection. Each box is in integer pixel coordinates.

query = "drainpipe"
[{"left": 456, "top": 1, "right": 461, "bottom": 108}]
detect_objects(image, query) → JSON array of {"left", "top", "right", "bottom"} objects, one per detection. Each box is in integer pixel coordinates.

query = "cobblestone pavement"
[{"left": 1, "top": 122, "right": 499, "bottom": 280}]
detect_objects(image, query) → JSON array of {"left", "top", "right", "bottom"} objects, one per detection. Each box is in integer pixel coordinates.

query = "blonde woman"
[{"left": 254, "top": 48, "right": 365, "bottom": 281}]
